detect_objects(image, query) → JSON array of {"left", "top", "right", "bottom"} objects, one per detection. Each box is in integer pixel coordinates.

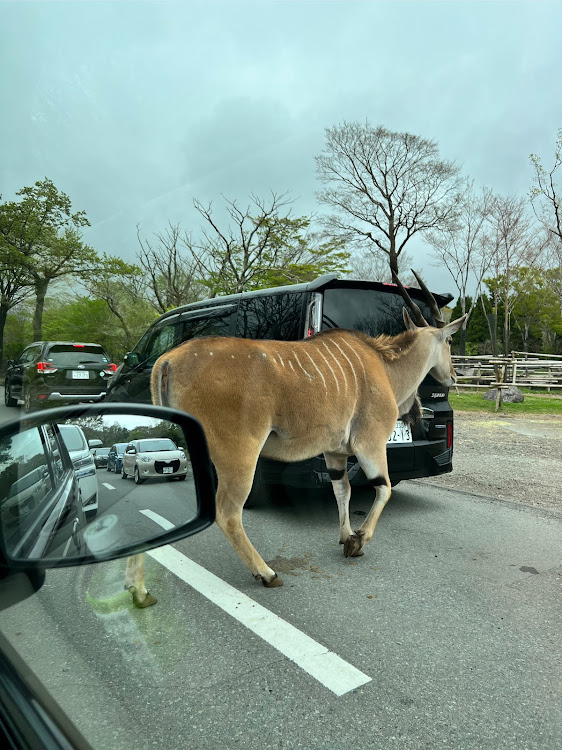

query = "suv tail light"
[
  {"left": 447, "top": 422, "right": 453, "bottom": 449},
  {"left": 103, "top": 363, "right": 118, "bottom": 375},
  {"left": 37, "top": 361, "right": 57, "bottom": 374}
]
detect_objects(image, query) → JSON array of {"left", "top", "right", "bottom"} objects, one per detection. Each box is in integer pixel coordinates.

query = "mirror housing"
[
  {"left": 123, "top": 352, "right": 140, "bottom": 368},
  {"left": 6, "top": 360, "right": 15, "bottom": 369},
  {"left": 0, "top": 403, "right": 215, "bottom": 573}
]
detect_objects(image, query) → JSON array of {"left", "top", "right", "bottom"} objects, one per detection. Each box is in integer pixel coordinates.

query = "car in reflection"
[
  {"left": 121, "top": 437, "right": 188, "bottom": 484},
  {"left": 91, "top": 446, "right": 110, "bottom": 468},
  {"left": 0, "top": 423, "right": 86, "bottom": 560},
  {"left": 106, "top": 442, "right": 128, "bottom": 473},
  {"left": 58, "top": 424, "right": 98, "bottom": 519}
]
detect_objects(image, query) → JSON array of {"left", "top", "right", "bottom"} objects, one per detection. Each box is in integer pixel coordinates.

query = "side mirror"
[
  {"left": 124, "top": 352, "right": 140, "bottom": 368},
  {"left": 0, "top": 403, "right": 215, "bottom": 573},
  {"left": 6, "top": 360, "right": 15, "bottom": 368}
]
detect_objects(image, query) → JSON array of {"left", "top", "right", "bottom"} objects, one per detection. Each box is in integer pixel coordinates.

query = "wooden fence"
[{"left": 452, "top": 351, "right": 562, "bottom": 391}]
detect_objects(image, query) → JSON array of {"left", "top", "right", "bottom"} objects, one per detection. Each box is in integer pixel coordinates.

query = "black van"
[{"left": 106, "top": 274, "right": 455, "bottom": 489}]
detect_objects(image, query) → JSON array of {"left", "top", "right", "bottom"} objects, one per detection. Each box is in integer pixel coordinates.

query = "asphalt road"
[{"left": 0, "top": 395, "right": 561, "bottom": 749}]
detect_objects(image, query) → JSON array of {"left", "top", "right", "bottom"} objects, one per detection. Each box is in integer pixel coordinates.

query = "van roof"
[{"left": 153, "top": 273, "right": 454, "bottom": 326}]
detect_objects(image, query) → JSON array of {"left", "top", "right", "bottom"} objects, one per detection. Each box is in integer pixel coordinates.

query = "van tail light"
[
  {"left": 37, "top": 361, "right": 57, "bottom": 374},
  {"left": 447, "top": 422, "right": 453, "bottom": 449},
  {"left": 103, "top": 363, "right": 118, "bottom": 375}
]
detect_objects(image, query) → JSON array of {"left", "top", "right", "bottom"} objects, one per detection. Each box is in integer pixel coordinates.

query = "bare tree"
[
  {"left": 137, "top": 222, "right": 203, "bottom": 313},
  {"left": 484, "top": 194, "right": 546, "bottom": 357},
  {"left": 348, "top": 249, "right": 414, "bottom": 283},
  {"left": 315, "top": 121, "right": 464, "bottom": 276},
  {"left": 530, "top": 129, "right": 562, "bottom": 313},
  {"left": 425, "top": 181, "right": 493, "bottom": 353}
]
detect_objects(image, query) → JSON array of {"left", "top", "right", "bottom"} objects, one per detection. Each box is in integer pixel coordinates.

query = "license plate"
[
  {"left": 387, "top": 420, "right": 412, "bottom": 444},
  {"left": 72, "top": 371, "right": 89, "bottom": 379},
  {"left": 163, "top": 466, "right": 173, "bottom": 474}
]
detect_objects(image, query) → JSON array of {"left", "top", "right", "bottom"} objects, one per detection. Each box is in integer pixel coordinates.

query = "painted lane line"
[
  {"left": 140, "top": 509, "right": 372, "bottom": 696},
  {"left": 102, "top": 483, "right": 115, "bottom": 490}
]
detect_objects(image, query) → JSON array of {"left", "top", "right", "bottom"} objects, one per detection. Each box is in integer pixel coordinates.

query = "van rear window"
[{"left": 321, "top": 288, "right": 436, "bottom": 336}]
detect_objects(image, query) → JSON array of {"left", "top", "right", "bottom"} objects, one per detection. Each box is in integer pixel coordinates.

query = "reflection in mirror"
[{"left": 0, "top": 415, "right": 197, "bottom": 563}]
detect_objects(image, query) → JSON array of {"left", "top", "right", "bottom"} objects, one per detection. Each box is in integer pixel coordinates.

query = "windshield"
[
  {"left": 59, "top": 426, "right": 87, "bottom": 453},
  {"left": 0, "top": 3, "right": 560, "bottom": 750},
  {"left": 138, "top": 439, "right": 176, "bottom": 453}
]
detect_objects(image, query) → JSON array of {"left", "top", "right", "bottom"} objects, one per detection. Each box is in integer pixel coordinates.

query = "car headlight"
[{"left": 140, "top": 455, "right": 151, "bottom": 463}]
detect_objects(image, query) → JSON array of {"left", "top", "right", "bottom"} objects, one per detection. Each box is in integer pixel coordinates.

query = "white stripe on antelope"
[{"left": 126, "top": 272, "right": 466, "bottom": 603}]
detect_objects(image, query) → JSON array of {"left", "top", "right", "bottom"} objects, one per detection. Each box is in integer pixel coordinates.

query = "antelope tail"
[{"left": 153, "top": 359, "right": 170, "bottom": 407}]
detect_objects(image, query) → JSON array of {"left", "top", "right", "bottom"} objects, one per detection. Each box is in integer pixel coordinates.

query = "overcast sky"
[{"left": 1, "top": 1, "right": 561, "bottom": 296}]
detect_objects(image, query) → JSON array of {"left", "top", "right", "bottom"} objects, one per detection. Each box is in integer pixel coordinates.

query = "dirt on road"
[{"left": 420, "top": 411, "right": 562, "bottom": 513}]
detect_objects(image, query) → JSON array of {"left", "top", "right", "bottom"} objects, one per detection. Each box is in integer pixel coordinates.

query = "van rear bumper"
[{"left": 254, "top": 440, "right": 453, "bottom": 489}]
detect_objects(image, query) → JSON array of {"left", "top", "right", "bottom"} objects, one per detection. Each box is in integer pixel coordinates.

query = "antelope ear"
[
  {"left": 402, "top": 308, "right": 418, "bottom": 331},
  {"left": 439, "top": 315, "right": 467, "bottom": 340}
]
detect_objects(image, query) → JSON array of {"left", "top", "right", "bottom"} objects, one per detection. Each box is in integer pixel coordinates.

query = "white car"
[
  {"left": 121, "top": 438, "right": 188, "bottom": 484},
  {"left": 59, "top": 424, "right": 98, "bottom": 519}
]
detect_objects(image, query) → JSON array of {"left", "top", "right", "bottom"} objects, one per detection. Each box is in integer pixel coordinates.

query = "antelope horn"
[
  {"left": 391, "top": 269, "right": 428, "bottom": 328},
  {"left": 410, "top": 270, "right": 445, "bottom": 329}
]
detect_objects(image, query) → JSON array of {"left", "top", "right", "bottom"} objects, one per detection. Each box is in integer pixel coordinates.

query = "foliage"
[
  {"left": 0, "top": 178, "right": 98, "bottom": 341},
  {"left": 192, "top": 194, "right": 351, "bottom": 296},
  {"left": 449, "top": 390, "right": 562, "bottom": 415}
]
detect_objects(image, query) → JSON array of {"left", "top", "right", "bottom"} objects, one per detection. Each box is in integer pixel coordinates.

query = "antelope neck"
[{"left": 382, "top": 333, "right": 434, "bottom": 406}]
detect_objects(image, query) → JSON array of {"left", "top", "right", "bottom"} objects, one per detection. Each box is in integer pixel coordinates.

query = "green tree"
[
  {"left": 81, "top": 255, "right": 156, "bottom": 354},
  {"left": 192, "top": 193, "right": 350, "bottom": 296},
  {"left": 0, "top": 178, "right": 97, "bottom": 340}
]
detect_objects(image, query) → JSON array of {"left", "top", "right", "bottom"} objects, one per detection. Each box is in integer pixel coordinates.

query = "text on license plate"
[
  {"left": 387, "top": 420, "right": 412, "bottom": 444},
  {"left": 163, "top": 466, "right": 173, "bottom": 473},
  {"left": 72, "top": 371, "right": 89, "bottom": 379}
]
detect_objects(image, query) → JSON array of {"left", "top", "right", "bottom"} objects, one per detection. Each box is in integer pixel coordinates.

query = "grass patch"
[{"left": 449, "top": 390, "right": 562, "bottom": 415}]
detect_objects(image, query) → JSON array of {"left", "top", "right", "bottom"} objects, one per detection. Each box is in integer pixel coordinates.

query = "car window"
[
  {"left": 59, "top": 426, "right": 87, "bottom": 453},
  {"left": 236, "top": 292, "right": 307, "bottom": 339},
  {"left": 321, "top": 288, "right": 437, "bottom": 336},
  {"left": 144, "top": 323, "right": 182, "bottom": 366},
  {"left": 45, "top": 344, "right": 109, "bottom": 367}
]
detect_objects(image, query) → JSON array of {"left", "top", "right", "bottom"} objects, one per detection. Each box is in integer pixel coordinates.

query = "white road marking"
[
  {"left": 140, "top": 509, "right": 372, "bottom": 696},
  {"left": 102, "top": 482, "right": 115, "bottom": 490}
]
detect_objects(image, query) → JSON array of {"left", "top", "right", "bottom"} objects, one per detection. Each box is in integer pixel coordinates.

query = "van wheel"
[
  {"left": 134, "top": 467, "right": 145, "bottom": 485},
  {"left": 245, "top": 481, "right": 281, "bottom": 509}
]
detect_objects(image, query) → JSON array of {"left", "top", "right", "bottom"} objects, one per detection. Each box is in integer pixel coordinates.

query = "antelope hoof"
[
  {"left": 343, "top": 534, "right": 364, "bottom": 558},
  {"left": 129, "top": 586, "right": 158, "bottom": 608},
  {"left": 256, "top": 573, "right": 284, "bottom": 588}
]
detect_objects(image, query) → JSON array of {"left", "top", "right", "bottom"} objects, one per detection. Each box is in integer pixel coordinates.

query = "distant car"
[
  {"left": 106, "top": 442, "right": 128, "bottom": 474},
  {"left": 92, "top": 447, "right": 110, "bottom": 468},
  {"left": 121, "top": 438, "right": 188, "bottom": 484},
  {"left": 4, "top": 341, "right": 117, "bottom": 413},
  {"left": 59, "top": 424, "right": 98, "bottom": 519}
]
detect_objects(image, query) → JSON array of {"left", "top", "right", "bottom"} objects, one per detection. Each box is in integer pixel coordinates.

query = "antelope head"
[{"left": 392, "top": 270, "right": 467, "bottom": 388}]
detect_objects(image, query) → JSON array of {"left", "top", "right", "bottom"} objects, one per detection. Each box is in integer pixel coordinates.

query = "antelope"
[{"left": 125, "top": 272, "right": 466, "bottom": 604}]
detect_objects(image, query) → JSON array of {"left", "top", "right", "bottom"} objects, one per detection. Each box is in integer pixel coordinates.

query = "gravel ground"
[{"left": 419, "top": 411, "right": 562, "bottom": 513}]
